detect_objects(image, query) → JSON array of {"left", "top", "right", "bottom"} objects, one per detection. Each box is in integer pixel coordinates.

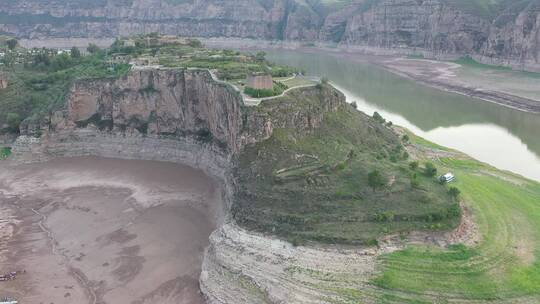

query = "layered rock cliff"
[
  {"left": 0, "top": 0, "right": 539, "bottom": 69},
  {"left": 48, "top": 69, "right": 244, "bottom": 152}
]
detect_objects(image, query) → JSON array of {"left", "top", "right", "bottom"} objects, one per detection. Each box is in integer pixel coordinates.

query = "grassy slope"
[
  {"left": 233, "top": 86, "right": 460, "bottom": 245},
  {"left": 369, "top": 140, "right": 540, "bottom": 302}
]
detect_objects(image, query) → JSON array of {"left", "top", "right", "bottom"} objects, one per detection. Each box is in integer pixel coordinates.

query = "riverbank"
[{"left": 203, "top": 38, "right": 540, "bottom": 114}]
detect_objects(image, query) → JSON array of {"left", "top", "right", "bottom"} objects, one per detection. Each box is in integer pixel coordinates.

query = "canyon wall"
[
  {"left": 0, "top": 0, "right": 539, "bottom": 69},
  {"left": 12, "top": 67, "right": 346, "bottom": 216}
]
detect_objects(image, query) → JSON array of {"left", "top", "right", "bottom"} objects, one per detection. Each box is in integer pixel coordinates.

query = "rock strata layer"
[{"left": 1, "top": 0, "right": 539, "bottom": 70}]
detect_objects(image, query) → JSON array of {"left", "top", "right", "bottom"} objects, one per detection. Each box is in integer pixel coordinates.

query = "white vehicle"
[{"left": 439, "top": 172, "right": 455, "bottom": 183}]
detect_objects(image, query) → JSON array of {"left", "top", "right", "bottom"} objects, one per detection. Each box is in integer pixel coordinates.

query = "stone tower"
[{"left": 246, "top": 73, "right": 273, "bottom": 90}]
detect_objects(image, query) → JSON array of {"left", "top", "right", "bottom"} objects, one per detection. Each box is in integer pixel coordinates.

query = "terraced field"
[{"left": 332, "top": 137, "right": 540, "bottom": 303}]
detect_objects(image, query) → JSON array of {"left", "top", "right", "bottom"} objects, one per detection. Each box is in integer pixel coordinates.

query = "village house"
[{"left": 246, "top": 73, "right": 273, "bottom": 90}]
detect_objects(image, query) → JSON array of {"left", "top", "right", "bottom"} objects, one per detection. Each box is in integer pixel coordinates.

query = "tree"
[
  {"left": 255, "top": 51, "right": 266, "bottom": 61},
  {"left": 6, "top": 38, "right": 18, "bottom": 50},
  {"left": 448, "top": 187, "right": 461, "bottom": 201},
  {"left": 351, "top": 101, "right": 358, "bottom": 109},
  {"left": 87, "top": 43, "right": 100, "bottom": 54},
  {"left": 409, "top": 161, "right": 419, "bottom": 171},
  {"left": 6, "top": 112, "right": 21, "bottom": 132},
  {"left": 424, "top": 162, "right": 437, "bottom": 177},
  {"left": 2, "top": 52, "right": 15, "bottom": 67},
  {"left": 373, "top": 111, "right": 386, "bottom": 123},
  {"left": 368, "top": 169, "right": 387, "bottom": 191},
  {"left": 321, "top": 76, "right": 329, "bottom": 84},
  {"left": 50, "top": 53, "right": 72, "bottom": 71},
  {"left": 70, "top": 46, "right": 81, "bottom": 58},
  {"left": 411, "top": 175, "right": 420, "bottom": 188}
]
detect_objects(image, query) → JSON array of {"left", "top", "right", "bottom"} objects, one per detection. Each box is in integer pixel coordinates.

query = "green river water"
[{"left": 266, "top": 50, "right": 540, "bottom": 181}]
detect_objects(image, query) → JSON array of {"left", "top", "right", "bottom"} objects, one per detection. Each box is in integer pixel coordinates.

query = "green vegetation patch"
[
  {"left": 370, "top": 136, "right": 540, "bottom": 301},
  {"left": 0, "top": 50, "right": 130, "bottom": 132},
  {"left": 244, "top": 82, "right": 288, "bottom": 98},
  {"left": 0, "top": 147, "right": 11, "bottom": 159},
  {"left": 233, "top": 86, "right": 459, "bottom": 245}
]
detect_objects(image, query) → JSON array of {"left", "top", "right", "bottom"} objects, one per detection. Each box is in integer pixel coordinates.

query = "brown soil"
[{"left": 0, "top": 157, "right": 221, "bottom": 304}]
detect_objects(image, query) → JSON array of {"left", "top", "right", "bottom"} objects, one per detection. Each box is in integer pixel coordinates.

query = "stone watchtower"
[
  {"left": 246, "top": 73, "right": 273, "bottom": 90},
  {"left": 0, "top": 72, "right": 8, "bottom": 90}
]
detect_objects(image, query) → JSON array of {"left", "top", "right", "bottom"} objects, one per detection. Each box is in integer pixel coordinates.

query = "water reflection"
[{"left": 266, "top": 50, "right": 540, "bottom": 181}]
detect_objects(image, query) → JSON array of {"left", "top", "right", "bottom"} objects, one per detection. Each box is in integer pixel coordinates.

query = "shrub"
[
  {"left": 351, "top": 101, "right": 358, "bottom": 109},
  {"left": 402, "top": 134, "right": 410, "bottom": 143},
  {"left": 374, "top": 211, "right": 395, "bottom": 222},
  {"left": 409, "top": 161, "right": 419, "bottom": 170},
  {"left": 321, "top": 76, "right": 329, "bottom": 84},
  {"left": 410, "top": 173, "right": 420, "bottom": 188},
  {"left": 255, "top": 51, "right": 266, "bottom": 61},
  {"left": 419, "top": 194, "right": 434, "bottom": 204},
  {"left": 373, "top": 111, "right": 386, "bottom": 124},
  {"left": 186, "top": 38, "right": 202, "bottom": 48},
  {"left": 447, "top": 203, "right": 461, "bottom": 218},
  {"left": 6, "top": 112, "right": 21, "bottom": 132},
  {"left": 368, "top": 169, "right": 387, "bottom": 191},
  {"left": 87, "top": 43, "right": 100, "bottom": 54},
  {"left": 70, "top": 46, "right": 81, "bottom": 59},
  {"left": 0, "top": 147, "right": 11, "bottom": 159},
  {"left": 448, "top": 187, "right": 461, "bottom": 201},
  {"left": 335, "top": 162, "right": 346, "bottom": 171},
  {"left": 6, "top": 38, "right": 18, "bottom": 50},
  {"left": 402, "top": 151, "right": 409, "bottom": 160},
  {"left": 424, "top": 162, "right": 437, "bottom": 177}
]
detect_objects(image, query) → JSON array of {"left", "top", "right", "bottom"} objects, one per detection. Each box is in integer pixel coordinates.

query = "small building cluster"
[{"left": 246, "top": 73, "right": 273, "bottom": 90}]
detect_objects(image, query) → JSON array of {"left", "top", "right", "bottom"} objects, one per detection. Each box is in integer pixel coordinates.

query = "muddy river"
[{"left": 0, "top": 157, "right": 219, "bottom": 303}]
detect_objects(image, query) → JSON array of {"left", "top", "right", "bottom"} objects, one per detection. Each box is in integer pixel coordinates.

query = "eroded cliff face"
[
  {"left": 48, "top": 69, "right": 244, "bottom": 152},
  {"left": 1, "top": 0, "right": 539, "bottom": 69}
]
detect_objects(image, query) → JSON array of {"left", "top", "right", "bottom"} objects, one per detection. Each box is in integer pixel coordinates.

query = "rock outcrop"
[
  {"left": 0, "top": 0, "right": 539, "bottom": 70},
  {"left": 52, "top": 69, "right": 244, "bottom": 153}
]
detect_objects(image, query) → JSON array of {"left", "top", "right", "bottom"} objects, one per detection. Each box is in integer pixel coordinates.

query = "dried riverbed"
[{"left": 0, "top": 157, "right": 220, "bottom": 304}]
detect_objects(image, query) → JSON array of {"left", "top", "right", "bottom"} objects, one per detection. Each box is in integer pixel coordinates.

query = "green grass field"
[
  {"left": 366, "top": 138, "right": 540, "bottom": 302},
  {"left": 283, "top": 134, "right": 540, "bottom": 303}
]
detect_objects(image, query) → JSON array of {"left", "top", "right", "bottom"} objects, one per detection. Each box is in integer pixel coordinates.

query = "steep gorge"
[{"left": 1, "top": 0, "right": 539, "bottom": 70}]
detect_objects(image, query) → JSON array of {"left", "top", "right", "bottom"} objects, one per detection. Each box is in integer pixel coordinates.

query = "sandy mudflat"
[{"left": 0, "top": 157, "right": 220, "bottom": 304}]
